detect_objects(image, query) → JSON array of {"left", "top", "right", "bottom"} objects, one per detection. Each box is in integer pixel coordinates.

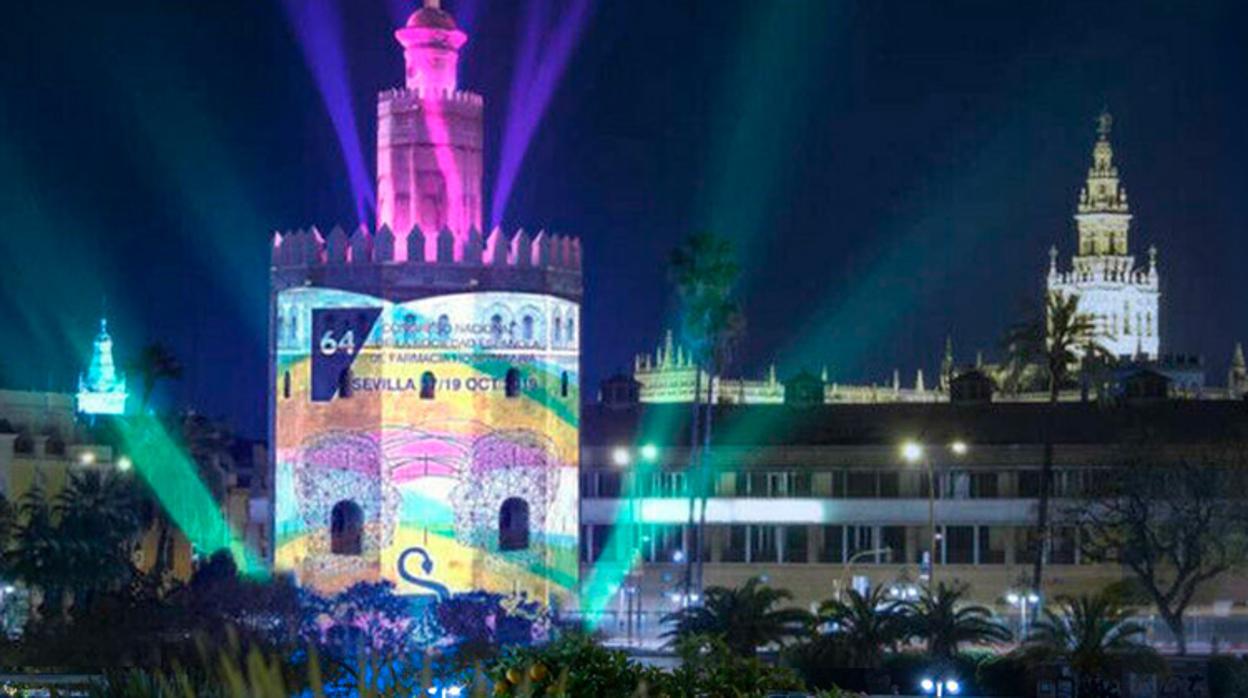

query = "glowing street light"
[
  {"left": 920, "top": 676, "right": 961, "bottom": 696},
  {"left": 116, "top": 455, "right": 133, "bottom": 472},
  {"left": 900, "top": 441, "right": 924, "bottom": 463},
  {"left": 950, "top": 440, "right": 969, "bottom": 456},
  {"left": 1007, "top": 588, "right": 1042, "bottom": 639},
  {"left": 611, "top": 447, "right": 631, "bottom": 467},
  {"left": 640, "top": 443, "right": 659, "bottom": 462},
  {"left": 78, "top": 450, "right": 96, "bottom": 466}
]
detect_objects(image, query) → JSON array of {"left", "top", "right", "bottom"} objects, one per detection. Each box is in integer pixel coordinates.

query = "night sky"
[{"left": 2, "top": 0, "right": 1246, "bottom": 437}]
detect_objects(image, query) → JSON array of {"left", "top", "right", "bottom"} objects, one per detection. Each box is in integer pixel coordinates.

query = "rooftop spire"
[
  {"left": 1096, "top": 108, "right": 1113, "bottom": 140},
  {"left": 78, "top": 316, "right": 129, "bottom": 416}
]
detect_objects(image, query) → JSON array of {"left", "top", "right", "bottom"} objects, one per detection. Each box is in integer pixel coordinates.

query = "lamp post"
[
  {"left": 1007, "top": 589, "right": 1041, "bottom": 641},
  {"left": 901, "top": 441, "right": 937, "bottom": 583},
  {"left": 840, "top": 546, "right": 892, "bottom": 600},
  {"left": 901, "top": 440, "right": 970, "bottom": 585}
]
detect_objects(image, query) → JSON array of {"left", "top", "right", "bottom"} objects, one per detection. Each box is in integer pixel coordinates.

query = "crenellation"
[
  {"left": 272, "top": 225, "right": 581, "bottom": 272},
  {"left": 374, "top": 226, "right": 395, "bottom": 262},
  {"left": 326, "top": 225, "right": 349, "bottom": 264},
  {"left": 348, "top": 224, "right": 372, "bottom": 263}
]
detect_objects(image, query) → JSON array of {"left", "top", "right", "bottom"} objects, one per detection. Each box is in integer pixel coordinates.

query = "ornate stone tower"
[
  {"left": 270, "top": 1, "right": 581, "bottom": 604},
  {"left": 77, "top": 317, "right": 128, "bottom": 417},
  {"left": 376, "top": 0, "right": 484, "bottom": 260},
  {"left": 1048, "top": 111, "right": 1160, "bottom": 359}
]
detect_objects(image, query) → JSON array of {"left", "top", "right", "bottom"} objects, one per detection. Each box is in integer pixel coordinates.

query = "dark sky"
[{"left": 2, "top": 0, "right": 1246, "bottom": 438}]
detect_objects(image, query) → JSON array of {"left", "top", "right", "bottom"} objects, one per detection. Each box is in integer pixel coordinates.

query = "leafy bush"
[{"left": 1209, "top": 656, "right": 1248, "bottom": 698}]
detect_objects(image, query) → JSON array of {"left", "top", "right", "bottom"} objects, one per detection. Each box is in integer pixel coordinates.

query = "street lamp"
[
  {"left": 920, "top": 676, "right": 961, "bottom": 696},
  {"left": 612, "top": 446, "right": 631, "bottom": 467},
  {"left": 640, "top": 443, "right": 659, "bottom": 462},
  {"left": 900, "top": 440, "right": 970, "bottom": 584},
  {"left": 1007, "top": 589, "right": 1042, "bottom": 640},
  {"left": 901, "top": 441, "right": 937, "bottom": 582}
]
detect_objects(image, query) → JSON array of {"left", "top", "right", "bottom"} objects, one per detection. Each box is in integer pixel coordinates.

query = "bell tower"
[{"left": 1048, "top": 110, "right": 1160, "bottom": 359}]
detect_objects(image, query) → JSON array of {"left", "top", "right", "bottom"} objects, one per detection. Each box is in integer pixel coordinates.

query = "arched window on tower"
[
  {"left": 522, "top": 315, "right": 534, "bottom": 342},
  {"left": 490, "top": 314, "right": 504, "bottom": 342},
  {"left": 420, "top": 371, "right": 436, "bottom": 400},
  {"left": 561, "top": 371, "right": 570, "bottom": 398},
  {"left": 505, "top": 368, "right": 521, "bottom": 398},
  {"left": 330, "top": 500, "right": 363, "bottom": 555},
  {"left": 566, "top": 317, "right": 575, "bottom": 343},
  {"left": 283, "top": 371, "right": 291, "bottom": 399},
  {"left": 498, "top": 497, "right": 530, "bottom": 551},
  {"left": 553, "top": 317, "right": 563, "bottom": 344}
]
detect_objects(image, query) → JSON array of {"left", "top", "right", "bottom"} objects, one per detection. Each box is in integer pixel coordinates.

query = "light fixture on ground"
[{"left": 920, "top": 676, "right": 960, "bottom": 696}]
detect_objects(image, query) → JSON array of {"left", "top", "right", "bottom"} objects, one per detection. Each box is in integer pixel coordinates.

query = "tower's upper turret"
[
  {"left": 1075, "top": 109, "right": 1132, "bottom": 256},
  {"left": 396, "top": 0, "right": 467, "bottom": 93}
]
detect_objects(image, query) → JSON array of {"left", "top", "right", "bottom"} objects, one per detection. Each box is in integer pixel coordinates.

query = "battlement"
[
  {"left": 272, "top": 224, "right": 580, "bottom": 273},
  {"left": 378, "top": 87, "right": 483, "bottom": 109}
]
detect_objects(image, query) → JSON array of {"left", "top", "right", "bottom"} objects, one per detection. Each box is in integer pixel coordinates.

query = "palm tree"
[
  {"left": 8, "top": 485, "right": 68, "bottom": 619},
  {"left": 1005, "top": 291, "right": 1103, "bottom": 590},
  {"left": 131, "top": 342, "right": 183, "bottom": 411},
  {"left": 905, "top": 582, "right": 1011, "bottom": 660},
  {"left": 1018, "top": 591, "right": 1162, "bottom": 684},
  {"left": 54, "top": 470, "right": 144, "bottom": 613},
  {"left": 669, "top": 232, "right": 745, "bottom": 595},
  {"left": 817, "top": 585, "right": 908, "bottom": 667},
  {"left": 662, "top": 577, "right": 812, "bottom": 656}
]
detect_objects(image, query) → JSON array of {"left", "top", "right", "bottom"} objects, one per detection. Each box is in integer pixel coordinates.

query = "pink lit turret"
[{"left": 377, "top": 0, "right": 484, "bottom": 261}]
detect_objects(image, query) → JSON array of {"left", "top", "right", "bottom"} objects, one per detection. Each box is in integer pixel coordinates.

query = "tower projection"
[
  {"left": 270, "top": 0, "right": 581, "bottom": 603},
  {"left": 1048, "top": 111, "right": 1160, "bottom": 359}
]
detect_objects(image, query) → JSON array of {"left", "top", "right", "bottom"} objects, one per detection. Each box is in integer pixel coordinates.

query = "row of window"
[
  {"left": 581, "top": 468, "right": 1087, "bottom": 500},
  {"left": 329, "top": 497, "right": 532, "bottom": 555},
  {"left": 580, "top": 523, "right": 1082, "bottom": 566}
]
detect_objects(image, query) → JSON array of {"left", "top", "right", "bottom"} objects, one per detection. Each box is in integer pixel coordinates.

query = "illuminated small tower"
[
  {"left": 377, "top": 0, "right": 484, "bottom": 260},
  {"left": 271, "top": 1, "right": 580, "bottom": 604},
  {"left": 77, "top": 318, "right": 129, "bottom": 416},
  {"left": 1047, "top": 110, "right": 1160, "bottom": 359}
]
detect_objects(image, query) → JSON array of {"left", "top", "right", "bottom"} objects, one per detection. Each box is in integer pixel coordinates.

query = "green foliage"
[
  {"left": 1004, "top": 291, "right": 1103, "bottom": 397},
  {"left": 782, "top": 633, "right": 856, "bottom": 689},
  {"left": 669, "top": 231, "right": 743, "bottom": 369},
  {"left": 1016, "top": 590, "right": 1163, "bottom": 680},
  {"left": 974, "top": 653, "right": 1034, "bottom": 697},
  {"left": 662, "top": 577, "right": 813, "bottom": 656},
  {"left": 665, "top": 634, "right": 805, "bottom": 697},
  {"left": 816, "top": 585, "right": 908, "bottom": 667},
  {"left": 490, "top": 630, "right": 655, "bottom": 698},
  {"left": 1208, "top": 655, "right": 1248, "bottom": 698},
  {"left": 904, "top": 582, "right": 1011, "bottom": 660}
]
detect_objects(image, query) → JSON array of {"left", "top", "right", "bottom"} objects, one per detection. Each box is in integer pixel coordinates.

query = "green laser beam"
[{"left": 115, "top": 414, "right": 266, "bottom": 577}]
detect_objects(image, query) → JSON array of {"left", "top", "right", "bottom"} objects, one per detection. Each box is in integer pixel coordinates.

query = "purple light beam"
[
  {"left": 491, "top": 0, "right": 593, "bottom": 228},
  {"left": 281, "top": 0, "right": 376, "bottom": 223}
]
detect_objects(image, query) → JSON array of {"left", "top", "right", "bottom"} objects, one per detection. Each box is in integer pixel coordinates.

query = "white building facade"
[{"left": 1048, "top": 111, "right": 1160, "bottom": 360}]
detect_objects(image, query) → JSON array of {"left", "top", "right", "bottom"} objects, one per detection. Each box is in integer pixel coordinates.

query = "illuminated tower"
[
  {"left": 77, "top": 317, "right": 128, "bottom": 417},
  {"left": 270, "top": 1, "right": 581, "bottom": 604},
  {"left": 1048, "top": 111, "right": 1160, "bottom": 359},
  {"left": 377, "top": 0, "right": 484, "bottom": 260}
]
